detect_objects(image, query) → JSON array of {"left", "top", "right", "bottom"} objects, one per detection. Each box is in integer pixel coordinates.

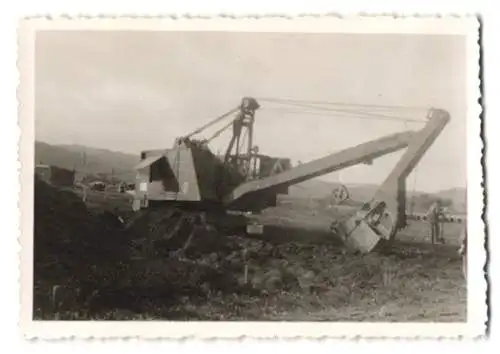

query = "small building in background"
[
  {"left": 89, "top": 181, "right": 106, "bottom": 191},
  {"left": 117, "top": 182, "right": 136, "bottom": 194},
  {"left": 35, "top": 164, "right": 75, "bottom": 187}
]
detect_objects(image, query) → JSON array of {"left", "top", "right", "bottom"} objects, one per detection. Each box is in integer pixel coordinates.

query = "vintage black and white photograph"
[{"left": 18, "top": 17, "right": 484, "bottom": 338}]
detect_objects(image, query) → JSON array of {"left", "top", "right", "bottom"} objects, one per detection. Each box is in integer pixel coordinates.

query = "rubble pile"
[
  {"left": 33, "top": 176, "right": 133, "bottom": 309},
  {"left": 33, "top": 177, "right": 338, "bottom": 318},
  {"left": 33, "top": 177, "right": 260, "bottom": 316}
]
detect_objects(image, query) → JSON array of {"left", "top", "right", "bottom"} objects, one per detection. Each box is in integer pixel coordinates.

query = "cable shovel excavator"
[{"left": 127, "top": 97, "right": 450, "bottom": 256}]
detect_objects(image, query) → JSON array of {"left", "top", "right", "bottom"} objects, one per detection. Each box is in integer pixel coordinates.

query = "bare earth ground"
[{"left": 34, "top": 187, "right": 466, "bottom": 322}]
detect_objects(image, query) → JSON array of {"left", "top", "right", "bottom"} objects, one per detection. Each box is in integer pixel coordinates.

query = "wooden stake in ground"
[
  {"left": 82, "top": 186, "right": 88, "bottom": 203},
  {"left": 243, "top": 248, "right": 248, "bottom": 284}
]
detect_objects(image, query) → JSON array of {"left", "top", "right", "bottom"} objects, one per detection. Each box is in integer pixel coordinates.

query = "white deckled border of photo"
[{"left": 17, "top": 15, "right": 485, "bottom": 340}]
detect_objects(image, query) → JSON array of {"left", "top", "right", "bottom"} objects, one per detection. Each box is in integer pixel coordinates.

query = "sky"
[{"left": 35, "top": 30, "right": 467, "bottom": 193}]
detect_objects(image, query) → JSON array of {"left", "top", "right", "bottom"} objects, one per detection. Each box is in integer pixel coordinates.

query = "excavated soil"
[{"left": 33, "top": 179, "right": 466, "bottom": 321}]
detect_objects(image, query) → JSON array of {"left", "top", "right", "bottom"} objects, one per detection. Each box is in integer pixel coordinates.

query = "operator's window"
[
  {"left": 150, "top": 160, "right": 163, "bottom": 181},
  {"left": 149, "top": 158, "right": 180, "bottom": 192}
]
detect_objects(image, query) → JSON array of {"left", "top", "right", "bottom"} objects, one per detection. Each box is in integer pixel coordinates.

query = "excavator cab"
[{"left": 132, "top": 139, "right": 248, "bottom": 211}]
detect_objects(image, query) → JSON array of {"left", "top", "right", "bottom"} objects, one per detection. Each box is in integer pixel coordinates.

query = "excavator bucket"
[
  {"left": 331, "top": 108, "right": 450, "bottom": 253},
  {"left": 340, "top": 217, "right": 382, "bottom": 253},
  {"left": 332, "top": 202, "right": 395, "bottom": 253}
]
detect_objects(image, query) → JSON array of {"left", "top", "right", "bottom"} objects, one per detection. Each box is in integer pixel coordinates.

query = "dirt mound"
[
  {"left": 33, "top": 176, "right": 133, "bottom": 311},
  {"left": 33, "top": 177, "right": 259, "bottom": 318}
]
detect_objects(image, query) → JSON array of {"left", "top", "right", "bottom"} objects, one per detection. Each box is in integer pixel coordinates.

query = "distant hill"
[
  {"left": 289, "top": 180, "right": 421, "bottom": 201},
  {"left": 289, "top": 180, "right": 380, "bottom": 201},
  {"left": 290, "top": 179, "right": 467, "bottom": 213},
  {"left": 435, "top": 188, "right": 467, "bottom": 213},
  {"left": 35, "top": 141, "right": 139, "bottom": 182},
  {"left": 34, "top": 141, "right": 466, "bottom": 212}
]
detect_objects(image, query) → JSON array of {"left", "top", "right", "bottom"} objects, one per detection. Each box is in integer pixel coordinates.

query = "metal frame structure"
[{"left": 131, "top": 97, "right": 451, "bottom": 253}]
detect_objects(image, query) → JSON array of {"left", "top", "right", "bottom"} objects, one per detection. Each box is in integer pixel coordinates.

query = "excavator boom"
[
  {"left": 224, "top": 104, "right": 450, "bottom": 253},
  {"left": 224, "top": 130, "right": 416, "bottom": 209}
]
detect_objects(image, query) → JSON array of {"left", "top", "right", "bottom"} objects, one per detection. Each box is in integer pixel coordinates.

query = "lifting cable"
[
  {"left": 262, "top": 107, "right": 426, "bottom": 124},
  {"left": 257, "top": 97, "right": 430, "bottom": 112},
  {"left": 184, "top": 97, "right": 432, "bottom": 147},
  {"left": 183, "top": 107, "right": 239, "bottom": 140},
  {"left": 261, "top": 101, "right": 426, "bottom": 123},
  {"left": 205, "top": 119, "right": 235, "bottom": 143},
  {"left": 256, "top": 97, "right": 430, "bottom": 124}
]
